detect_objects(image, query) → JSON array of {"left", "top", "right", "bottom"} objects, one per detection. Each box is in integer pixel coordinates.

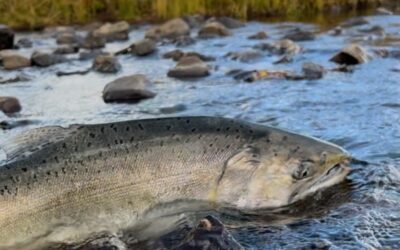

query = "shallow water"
[{"left": 1, "top": 14, "right": 400, "bottom": 249}]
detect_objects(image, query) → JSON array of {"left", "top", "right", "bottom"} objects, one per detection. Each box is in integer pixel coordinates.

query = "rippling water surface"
[{"left": 1, "top": 13, "right": 400, "bottom": 249}]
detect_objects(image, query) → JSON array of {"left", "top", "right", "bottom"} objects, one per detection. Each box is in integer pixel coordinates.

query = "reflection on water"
[{"left": 1, "top": 12, "right": 400, "bottom": 249}]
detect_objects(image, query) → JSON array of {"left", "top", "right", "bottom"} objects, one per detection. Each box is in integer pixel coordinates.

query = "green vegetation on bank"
[{"left": 0, "top": 0, "right": 390, "bottom": 29}]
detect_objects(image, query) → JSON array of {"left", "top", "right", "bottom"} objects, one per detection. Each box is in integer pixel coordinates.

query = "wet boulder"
[
  {"left": 256, "top": 39, "right": 301, "bottom": 56},
  {"left": 145, "top": 18, "right": 190, "bottom": 41},
  {"left": 0, "top": 96, "right": 21, "bottom": 114},
  {"left": 116, "top": 39, "right": 156, "bottom": 56},
  {"left": 56, "top": 31, "right": 80, "bottom": 44},
  {"left": 0, "top": 24, "right": 14, "bottom": 50},
  {"left": 163, "top": 49, "right": 215, "bottom": 62},
  {"left": 182, "top": 14, "right": 206, "bottom": 28},
  {"left": 31, "top": 51, "right": 65, "bottom": 67},
  {"left": 79, "top": 50, "right": 107, "bottom": 61},
  {"left": 54, "top": 45, "right": 79, "bottom": 54},
  {"left": 376, "top": 7, "right": 393, "bottom": 15},
  {"left": 302, "top": 62, "right": 325, "bottom": 80},
  {"left": 198, "top": 22, "right": 232, "bottom": 39},
  {"left": 330, "top": 44, "right": 369, "bottom": 65},
  {"left": 80, "top": 33, "right": 106, "bottom": 50},
  {"left": 173, "top": 215, "right": 243, "bottom": 250},
  {"left": 341, "top": 17, "right": 369, "bottom": 28},
  {"left": 2, "top": 53, "right": 31, "bottom": 70},
  {"left": 226, "top": 50, "right": 262, "bottom": 62},
  {"left": 103, "top": 74, "right": 156, "bottom": 103},
  {"left": 283, "top": 28, "right": 316, "bottom": 41},
  {"left": 171, "top": 35, "right": 196, "bottom": 47},
  {"left": 15, "top": 38, "right": 33, "bottom": 48},
  {"left": 168, "top": 56, "right": 210, "bottom": 78},
  {"left": 92, "top": 55, "right": 121, "bottom": 73},
  {"left": 93, "top": 21, "right": 130, "bottom": 41},
  {"left": 248, "top": 31, "right": 268, "bottom": 40},
  {"left": 210, "top": 16, "right": 244, "bottom": 29},
  {"left": 358, "top": 25, "right": 385, "bottom": 36}
]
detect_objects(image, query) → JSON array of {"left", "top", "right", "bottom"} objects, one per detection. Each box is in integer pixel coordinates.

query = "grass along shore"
[{"left": 0, "top": 0, "right": 394, "bottom": 29}]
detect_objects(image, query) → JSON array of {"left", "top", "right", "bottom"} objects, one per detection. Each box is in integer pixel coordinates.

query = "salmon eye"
[{"left": 292, "top": 161, "right": 314, "bottom": 180}]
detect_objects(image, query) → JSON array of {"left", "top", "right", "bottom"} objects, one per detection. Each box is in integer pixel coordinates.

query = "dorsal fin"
[{"left": 0, "top": 125, "right": 80, "bottom": 163}]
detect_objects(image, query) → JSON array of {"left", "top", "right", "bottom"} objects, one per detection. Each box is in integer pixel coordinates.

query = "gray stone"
[
  {"left": 15, "top": 38, "right": 33, "bottom": 48},
  {"left": 302, "top": 62, "right": 325, "bottom": 80},
  {"left": 330, "top": 44, "right": 369, "bottom": 65},
  {"left": 213, "top": 16, "right": 245, "bottom": 29},
  {"left": 341, "top": 17, "right": 369, "bottom": 28},
  {"left": 79, "top": 50, "right": 107, "bottom": 61},
  {"left": 92, "top": 55, "right": 121, "bottom": 73},
  {"left": 116, "top": 39, "right": 156, "bottom": 56},
  {"left": 198, "top": 22, "right": 232, "bottom": 39},
  {"left": 31, "top": 51, "right": 65, "bottom": 67},
  {"left": 163, "top": 50, "right": 215, "bottom": 62},
  {"left": 283, "top": 28, "right": 316, "bottom": 41},
  {"left": 2, "top": 54, "right": 31, "bottom": 70},
  {"left": 248, "top": 31, "right": 268, "bottom": 40},
  {"left": 145, "top": 18, "right": 190, "bottom": 40},
  {"left": 93, "top": 21, "right": 130, "bottom": 41},
  {"left": 0, "top": 24, "right": 14, "bottom": 50},
  {"left": 80, "top": 33, "right": 106, "bottom": 49},
  {"left": 168, "top": 56, "right": 210, "bottom": 78},
  {"left": 0, "top": 96, "right": 21, "bottom": 114},
  {"left": 54, "top": 45, "right": 79, "bottom": 54},
  {"left": 226, "top": 50, "right": 262, "bottom": 62},
  {"left": 103, "top": 74, "right": 156, "bottom": 103},
  {"left": 56, "top": 32, "right": 79, "bottom": 44},
  {"left": 182, "top": 14, "right": 206, "bottom": 28}
]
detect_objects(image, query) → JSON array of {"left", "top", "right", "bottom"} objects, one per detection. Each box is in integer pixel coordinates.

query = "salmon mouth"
[{"left": 289, "top": 160, "right": 351, "bottom": 204}]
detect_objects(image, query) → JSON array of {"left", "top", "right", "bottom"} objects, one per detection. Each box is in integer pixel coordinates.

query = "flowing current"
[{"left": 0, "top": 13, "right": 399, "bottom": 249}]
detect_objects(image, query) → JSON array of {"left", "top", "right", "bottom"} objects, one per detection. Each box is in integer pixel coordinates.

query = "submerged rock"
[
  {"left": 80, "top": 33, "right": 106, "bottom": 50},
  {"left": 15, "top": 38, "right": 33, "bottom": 48},
  {"left": 116, "top": 39, "right": 156, "bottom": 56},
  {"left": 31, "top": 51, "right": 65, "bottom": 67},
  {"left": 0, "top": 96, "right": 21, "bottom": 114},
  {"left": 330, "top": 44, "right": 369, "bottom": 65},
  {"left": 93, "top": 21, "right": 130, "bottom": 41},
  {"left": 358, "top": 25, "right": 385, "bottom": 36},
  {"left": 145, "top": 18, "right": 190, "bottom": 40},
  {"left": 198, "top": 22, "right": 232, "bottom": 39},
  {"left": 103, "top": 74, "right": 156, "bottom": 103},
  {"left": 283, "top": 28, "right": 316, "bottom": 41},
  {"left": 210, "top": 16, "right": 245, "bottom": 29},
  {"left": 226, "top": 50, "right": 262, "bottom": 62},
  {"left": 341, "top": 17, "right": 369, "bottom": 28},
  {"left": 168, "top": 56, "right": 210, "bottom": 78},
  {"left": 302, "top": 62, "right": 325, "bottom": 80},
  {"left": 248, "top": 31, "right": 268, "bottom": 40},
  {"left": 255, "top": 39, "right": 301, "bottom": 55},
  {"left": 0, "top": 24, "right": 14, "bottom": 50},
  {"left": 79, "top": 50, "right": 107, "bottom": 61},
  {"left": 92, "top": 55, "right": 121, "bottom": 73},
  {"left": 2, "top": 53, "right": 31, "bottom": 70},
  {"left": 54, "top": 45, "right": 79, "bottom": 54},
  {"left": 163, "top": 50, "right": 215, "bottom": 62},
  {"left": 56, "top": 31, "right": 80, "bottom": 44}
]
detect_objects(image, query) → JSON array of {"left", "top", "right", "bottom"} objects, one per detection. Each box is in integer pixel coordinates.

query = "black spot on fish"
[
  {"left": 126, "top": 126, "right": 130, "bottom": 132},
  {"left": 226, "top": 127, "right": 231, "bottom": 131},
  {"left": 100, "top": 127, "right": 105, "bottom": 134},
  {"left": 87, "top": 142, "right": 92, "bottom": 147},
  {"left": 62, "top": 143, "right": 67, "bottom": 149},
  {"left": 166, "top": 125, "right": 171, "bottom": 131},
  {"left": 282, "top": 136, "right": 287, "bottom": 141},
  {"left": 191, "top": 128, "right": 197, "bottom": 132},
  {"left": 138, "top": 123, "right": 144, "bottom": 130},
  {"left": 42, "top": 160, "right": 47, "bottom": 164},
  {"left": 186, "top": 119, "right": 190, "bottom": 124},
  {"left": 209, "top": 143, "right": 213, "bottom": 147},
  {"left": 89, "top": 133, "right": 96, "bottom": 138},
  {"left": 21, "top": 167, "right": 28, "bottom": 172},
  {"left": 216, "top": 128, "right": 221, "bottom": 132},
  {"left": 130, "top": 136, "right": 135, "bottom": 143}
]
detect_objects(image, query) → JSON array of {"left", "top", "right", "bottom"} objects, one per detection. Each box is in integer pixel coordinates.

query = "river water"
[{"left": 0, "top": 13, "right": 399, "bottom": 249}]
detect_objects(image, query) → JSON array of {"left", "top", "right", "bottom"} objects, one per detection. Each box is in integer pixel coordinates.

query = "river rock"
[
  {"left": 116, "top": 39, "right": 156, "bottom": 56},
  {"left": 256, "top": 39, "right": 301, "bottom": 56},
  {"left": 248, "top": 31, "right": 268, "bottom": 40},
  {"left": 376, "top": 7, "right": 393, "bottom": 15},
  {"left": 210, "top": 16, "right": 244, "bottom": 29},
  {"left": 92, "top": 55, "right": 121, "bottom": 73},
  {"left": 358, "top": 25, "right": 385, "bottom": 36},
  {"left": 56, "top": 31, "right": 79, "bottom": 44},
  {"left": 103, "top": 74, "right": 156, "bottom": 103},
  {"left": 168, "top": 56, "right": 210, "bottom": 78},
  {"left": 171, "top": 35, "right": 196, "bottom": 47},
  {"left": 330, "top": 44, "right": 369, "bottom": 65},
  {"left": 2, "top": 53, "right": 31, "bottom": 70},
  {"left": 302, "top": 62, "right": 325, "bottom": 80},
  {"left": 79, "top": 50, "right": 107, "bottom": 61},
  {"left": 341, "top": 17, "right": 369, "bottom": 28},
  {"left": 0, "top": 25, "right": 14, "bottom": 50},
  {"left": 31, "top": 51, "right": 65, "bottom": 67},
  {"left": 226, "top": 50, "right": 262, "bottom": 62},
  {"left": 198, "top": 22, "right": 232, "bottom": 39},
  {"left": 163, "top": 49, "right": 215, "bottom": 62},
  {"left": 15, "top": 38, "right": 33, "bottom": 48},
  {"left": 283, "top": 28, "right": 316, "bottom": 41},
  {"left": 0, "top": 96, "right": 21, "bottom": 114},
  {"left": 80, "top": 33, "right": 106, "bottom": 49},
  {"left": 182, "top": 14, "right": 206, "bottom": 28},
  {"left": 145, "top": 18, "right": 190, "bottom": 40},
  {"left": 54, "top": 45, "right": 79, "bottom": 54},
  {"left": 93, "top": 21, "right": 130, "bottom": 41}
]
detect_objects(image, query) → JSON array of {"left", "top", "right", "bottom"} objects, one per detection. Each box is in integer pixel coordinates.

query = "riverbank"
[{"left": 0, "top": 0, "right": 397, "bottom": 30}]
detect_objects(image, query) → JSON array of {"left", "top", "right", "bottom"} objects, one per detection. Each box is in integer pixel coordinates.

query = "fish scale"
[{"left": 0, "top": 116, "right": 349, "bottom": 249}]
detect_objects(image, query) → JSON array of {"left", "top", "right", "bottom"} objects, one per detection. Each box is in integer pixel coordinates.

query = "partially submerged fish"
[{"left": 0, "top": 116, "right": 351, "bottom": 249}]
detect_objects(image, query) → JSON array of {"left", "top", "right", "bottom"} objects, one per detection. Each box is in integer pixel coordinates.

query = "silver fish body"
[{"left": 0, "top": 117, "right": 350, "bottom": 249}]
